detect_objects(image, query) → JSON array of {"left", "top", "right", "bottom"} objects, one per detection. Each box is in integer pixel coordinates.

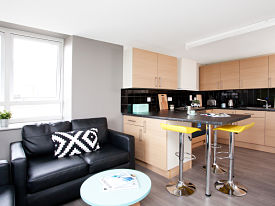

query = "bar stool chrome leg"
[
  {"left": 212, "top": 127, "right": 227, "bottom": 174},
  {"left": 166, "top": 133, "right": 196, "bottom": 196},
  {"left": 215, "top": 132, "right": 247, "bottom": 196}
]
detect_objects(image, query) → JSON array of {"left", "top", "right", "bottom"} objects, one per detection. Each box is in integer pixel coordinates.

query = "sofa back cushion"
[
  {"left": 22, "top": 121, "right": 72, "bottom": 157},
  {"left": 72, "top": 117, "right": 108, "bottom": 145}
]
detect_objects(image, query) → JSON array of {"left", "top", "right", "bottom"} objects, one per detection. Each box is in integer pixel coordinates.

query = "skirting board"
[
  {"left": 136, "top": 159, "right": 192, "bottom": 179},
  {"left": 218, "top": 138, "right": 275, "bottom": 154}
]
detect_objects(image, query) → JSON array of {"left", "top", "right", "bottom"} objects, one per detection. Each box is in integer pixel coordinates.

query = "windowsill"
[{"left": 0, "top": 119, "right": 63, "bottom": 131}]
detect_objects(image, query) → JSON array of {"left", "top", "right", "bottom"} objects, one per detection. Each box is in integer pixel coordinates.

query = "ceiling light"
[{"left": 185, "top": 18, "right": 275, "bottom": 50}]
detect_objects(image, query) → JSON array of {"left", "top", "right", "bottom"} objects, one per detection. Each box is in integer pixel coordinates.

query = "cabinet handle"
[
  {"left": 159, "top": 77, "right": 161, "bottom": 87},
  {"left": 155, "top": 77, "right": 158, "bottom": 87},
  {"left": 128, "top": 120, "right": 136, "bottom": 123},
  {"left": 269, "top": 77, "right": 272, "bottom": 88},
  {"left": 139, "top": 129, "right": 142, "bottom": 141},
  {"left": 217, "top": 81, "right": 219, "bottom": 89},
  {"left": 143, "top": 120, "right": 146, "bottom": 133},
  {"left": 220, "top": 80, "right": 223, "bottom": 89},
  {"left": 240, "top": 80, "right": 243, "bottom": 88}
]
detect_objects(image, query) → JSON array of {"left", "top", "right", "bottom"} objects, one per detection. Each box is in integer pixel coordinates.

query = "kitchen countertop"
[
  {"left": 123, "top": 110, "right": 250, "bottom": 125},
  {"left": 185, "top": 106, "right": 275, "bottom": 112}
]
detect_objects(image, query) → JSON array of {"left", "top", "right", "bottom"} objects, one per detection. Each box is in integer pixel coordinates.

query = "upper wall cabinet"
[
  {"left": 199, "top": 63, "right": 220, "bottom": 91},
  {"left": 268, "top": 55, "right": 275, "bottom": 88},
  {"left": 220, "top": 60, "right": 240, "bottom": 90},
  {"left": 132, "top": 48, "right": 158, "bottom": 88},
  {"left": 240, "top": 56, "right": 268, "bottom": 89},
  {"left": 123, "top": 47, "right": 178, "bottom": 89},
  {"left": 157, "top": 54, "right": 178, "bottom": 89}
]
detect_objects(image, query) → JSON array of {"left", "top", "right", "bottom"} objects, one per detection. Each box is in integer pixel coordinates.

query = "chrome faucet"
[{"left": 257, "top": 98, "right": 270, "bottom": 109}]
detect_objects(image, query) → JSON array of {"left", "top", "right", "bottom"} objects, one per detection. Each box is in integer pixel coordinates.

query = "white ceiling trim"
[{"left": 185, "top": 18, "right": 275, "bottom": 50}]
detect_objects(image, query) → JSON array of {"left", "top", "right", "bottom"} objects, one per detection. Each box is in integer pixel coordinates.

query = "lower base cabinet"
[
  {"left": 123, "top": 115, "right": 193, "bottom": 178},
  {"left": 235, "top": 110, "right": 265, "bottom": 145},
  {"left": 123, "top": 116, "right": 167, "bottom": 170},
  {"left": 265, "top": 112, "right": 275, "bottom": 147}
]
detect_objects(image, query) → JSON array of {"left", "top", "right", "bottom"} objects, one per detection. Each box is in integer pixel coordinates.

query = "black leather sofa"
[
  {"left": 10, "top": 117, "right": 135, "bottom": 206},
  {"left": 0, "top": 160, "right": 15, "bottom": 206}
]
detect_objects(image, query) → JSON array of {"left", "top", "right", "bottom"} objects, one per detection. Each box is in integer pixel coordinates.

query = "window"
[{"left": 0, "top": 27, "right": 64, "bottom": 123}]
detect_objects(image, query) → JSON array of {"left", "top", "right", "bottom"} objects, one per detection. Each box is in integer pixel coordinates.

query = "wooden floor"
[{"left": 63, "top": 145, "right": 275, "bottom": 206}]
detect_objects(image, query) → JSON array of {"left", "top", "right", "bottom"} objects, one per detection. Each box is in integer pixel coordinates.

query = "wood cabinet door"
[
  {"left": 268, "top": 55, "right": 275, "bottom": 88},
  {"left": 265, "top": 112, "right": 275, "bottom": 147},
  {"left": 157, "top": 54, "right": 178, "bottom": 89},
  {"left": 240, "top": 56, "right": 268, "bottom": 89},
  {"left": 199, "top": 64, "right": 220, "bottom": 91},
  {"left": 144, "top": 118, "right": 167, "bottom": 170},
  {"left": 132, "top": 48, "right": 158, "bottom": 88},
  {"left": 220, "top": 60, "right": 240, "bottom": 90},
  {"left": 235, "top": 110, "right": 265, "bottom": 145},
  {"left": 123, "top": 117, "right": 145, "bottom": 161}
]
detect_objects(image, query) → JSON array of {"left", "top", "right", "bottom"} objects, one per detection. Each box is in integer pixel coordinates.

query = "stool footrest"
[
  {"left": 216, "top": 151, "right": 229, "bottom": 160},
  {"left": 175, "top": 152, "right": 196, "bottom": 160},
  {"left": 211, "top": 144, "right": 222, "bottom": 149}
]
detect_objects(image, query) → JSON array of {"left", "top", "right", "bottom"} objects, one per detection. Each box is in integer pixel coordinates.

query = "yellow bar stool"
[
  {"left": 213, "top": 122, "right": 255, "bottom": 197},
  {"left": 160, "top": 123, "right": 201, "bottom": 196}
]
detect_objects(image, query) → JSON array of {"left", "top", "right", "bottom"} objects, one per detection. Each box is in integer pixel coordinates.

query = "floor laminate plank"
[{"left": 62, "top": 145, "right": 275, "bottom": 206}]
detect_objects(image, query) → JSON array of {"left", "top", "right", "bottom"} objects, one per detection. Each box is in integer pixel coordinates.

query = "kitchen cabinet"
[
  {"left": 123, "top": 115, "right": 167, "bottom": 170},
  {"left": 235, "top": 110, "right": 265, "bottom": 145},
  {"left": 157, "top": 54, "right": 178, "bottom": 89},
  {"left": 268, "top": 55, "right": 275, "bottom": 88},
  {"left": 265, "top": 112, "right": 275, "bottom": 147},
  {"left": 123, "top": 47, "right": 178, "bottom": 89},
  {"left": 132, "top": 48, "right": 158, "bottom": 88},
  {"left": 220, "top": 60, "right": 240, "bottom": 90},
  {"left": 199, "top": 63, "right": 220, "bottom": 91},
  {"left": 144, "top": 117, "right": 167, "bottom": 170},
  {"left": 240, "top": 56, "right": 268, "bottom": 89},
  {"left": 123, "top": 115, "right": 146, "bottom": 161}
]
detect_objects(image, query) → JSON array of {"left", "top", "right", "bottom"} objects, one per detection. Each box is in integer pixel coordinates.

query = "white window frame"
[{"left": 0, "top": 27, "right": 64, "bottom": 123}]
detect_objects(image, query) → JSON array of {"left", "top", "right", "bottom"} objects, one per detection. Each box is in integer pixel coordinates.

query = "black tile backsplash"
[{"left": 121, "top": 88, "right": 275, "bottom": 113}]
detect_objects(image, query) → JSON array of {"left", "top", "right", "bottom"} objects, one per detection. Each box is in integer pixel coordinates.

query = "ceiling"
[{"left": 1, "top": 0, "right": 275, "bottom": 64}]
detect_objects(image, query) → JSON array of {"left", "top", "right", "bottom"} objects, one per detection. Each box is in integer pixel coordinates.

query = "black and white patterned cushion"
[{"left": 51, "top": 128, "right": 100, "bottom": 158}]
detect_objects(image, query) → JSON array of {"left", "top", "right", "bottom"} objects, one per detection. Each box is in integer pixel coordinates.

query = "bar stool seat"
[
  {"left": 213, "top": 122, "right": 255, "bottom": 197},
  {"left": 160, "top": 123, "right": 201, "bottom": 197}
]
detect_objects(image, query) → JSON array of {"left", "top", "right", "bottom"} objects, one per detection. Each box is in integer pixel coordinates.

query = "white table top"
[{"left": 80, "top": 169, "right": 151, "bottom": 206}]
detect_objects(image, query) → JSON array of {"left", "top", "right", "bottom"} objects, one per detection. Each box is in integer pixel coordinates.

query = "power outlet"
[
  {"left": 168, "top": 97, "right": 172, "bottom": 102},
  {"left": 147, "top": 97, "right": 151, "bottom": 102}
]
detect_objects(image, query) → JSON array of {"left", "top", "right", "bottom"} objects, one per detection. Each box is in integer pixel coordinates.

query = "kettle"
[{"left": 228, "top": 99, "right": 234, "bottom": 107}]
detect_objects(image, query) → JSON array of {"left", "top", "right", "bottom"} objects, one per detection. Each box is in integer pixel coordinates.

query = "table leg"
[
  {"left": 205, "top": 124, "right": 212, "bottom": 196},
  {"left": 131, "top": 202, "right": 140, "bottom": 206}
]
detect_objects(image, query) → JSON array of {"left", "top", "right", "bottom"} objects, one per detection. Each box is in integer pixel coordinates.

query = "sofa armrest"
[
  {"left": 108, "top": 129, "right": 135, "bottom": 169},
  {"left": 0, "top": 160, "right": 10, "bottom": 186},
  {"left": 10, "top": 142, "right": 27, "bottom": 206}
]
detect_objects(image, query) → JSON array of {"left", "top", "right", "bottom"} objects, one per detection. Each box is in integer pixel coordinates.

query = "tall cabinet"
[{"left": 123, "top": 47, "right": 178, "bottom": 89}]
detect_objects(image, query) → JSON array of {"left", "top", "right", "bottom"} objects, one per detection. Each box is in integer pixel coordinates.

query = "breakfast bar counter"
[
  {"left": 123, "top": 110, "right": 250, "bottom": 126},
  {"left": 123, "top": 110, "right": 251, "bottom": 197}
]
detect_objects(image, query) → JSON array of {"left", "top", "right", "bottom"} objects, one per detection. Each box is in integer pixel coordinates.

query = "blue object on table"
[
  {"left": 80, "top": 169, "right": 151, "bottom": 206},
  {"left": 132, "top": 104, "right": 149, "bottom": 113}
]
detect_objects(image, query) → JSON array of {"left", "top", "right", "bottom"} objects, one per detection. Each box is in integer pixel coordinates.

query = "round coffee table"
[{"left": 80, "top": 169, "right": 151, "bottom": 206}]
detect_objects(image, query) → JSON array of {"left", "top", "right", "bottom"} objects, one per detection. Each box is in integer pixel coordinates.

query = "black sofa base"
[{"left": 26, "top": 162, "right": 133, "bottom": 206}]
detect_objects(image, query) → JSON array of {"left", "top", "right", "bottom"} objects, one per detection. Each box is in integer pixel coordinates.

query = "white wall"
[
  {"left": 178, "top": 57, "right": 199, "bottom": 91},
  {"left": 71, "top": 36, "right": 123, "bottom": 131}
]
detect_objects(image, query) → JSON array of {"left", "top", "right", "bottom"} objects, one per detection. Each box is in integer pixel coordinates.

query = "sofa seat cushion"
[
  {"left": 81, "top": 144, "right": 129, "bottom": 173},
  {"left": 27, "top": 156, "right": 88, "bottom": 193},
  {"left": 0, "top": 185, "right": 14, "bottom": 206}
]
